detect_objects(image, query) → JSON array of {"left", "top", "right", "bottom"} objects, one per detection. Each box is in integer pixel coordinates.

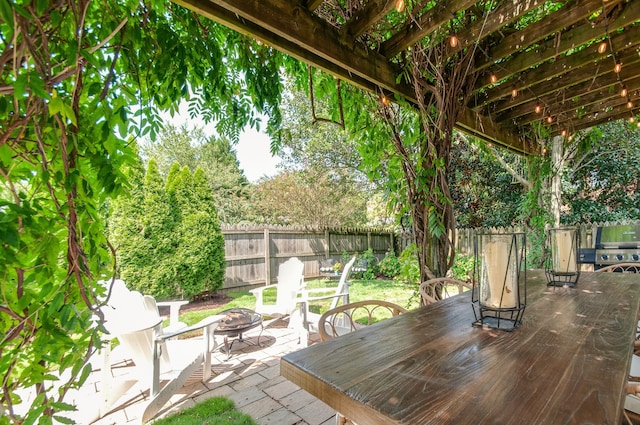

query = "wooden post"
[{"left": 264, "top": 228, "right": 271, "bottom": 285}]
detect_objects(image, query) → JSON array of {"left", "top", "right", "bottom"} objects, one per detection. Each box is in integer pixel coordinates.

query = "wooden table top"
[{"left": 281, "top": 270, "right": 640, "bottom": 425}]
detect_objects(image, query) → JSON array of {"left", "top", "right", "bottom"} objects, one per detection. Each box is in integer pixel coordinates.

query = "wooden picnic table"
[{"left": 281, "top": 269, "right": 640, "bottom": 424}]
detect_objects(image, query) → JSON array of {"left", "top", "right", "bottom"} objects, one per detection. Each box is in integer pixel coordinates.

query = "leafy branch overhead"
[{"left": 0, "top": 0, "right": 286, "bottom": 421}]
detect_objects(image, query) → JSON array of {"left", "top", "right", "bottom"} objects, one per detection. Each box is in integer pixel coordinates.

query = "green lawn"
[
  {"left": 152, "top": 396, "right": 255, "bottom": 425},
  {"left": 179, "top": 278, "right": 419, "bottom": 326}
]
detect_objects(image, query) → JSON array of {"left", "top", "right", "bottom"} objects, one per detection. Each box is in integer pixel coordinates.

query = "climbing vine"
[{"left": 0, "top": 1, "right": 285, "bottom": 422}]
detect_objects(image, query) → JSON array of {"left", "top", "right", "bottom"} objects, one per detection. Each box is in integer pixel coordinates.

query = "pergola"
[{"left": 175, "top": 0, "right": 640, "bottom": 155}]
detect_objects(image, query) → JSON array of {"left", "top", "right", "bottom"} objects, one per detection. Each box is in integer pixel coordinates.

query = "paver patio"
[{"left": 63, "top": 318, "right": 335, "bottom": 425}]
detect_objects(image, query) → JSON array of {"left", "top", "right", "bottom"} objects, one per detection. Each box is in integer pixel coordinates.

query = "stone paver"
[
  {"left": 255, "top": 407, "right": 303, "bottom": 425},
  {"left": 64, "top": 320, "right": 336, "bottom": 424},
  {"left": 295, "top": 399, "right": 335, "bottom": 425}
]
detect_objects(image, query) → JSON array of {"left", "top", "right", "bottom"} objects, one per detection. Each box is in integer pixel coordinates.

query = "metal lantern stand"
[
  {"left": 472, "top": 232, "right": 527, "bottom": 331},
  {"left": 545, "top": 227, "right": 580, "bottom": 287}
]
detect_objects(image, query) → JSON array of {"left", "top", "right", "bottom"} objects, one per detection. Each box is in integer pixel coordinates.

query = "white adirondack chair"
[
  {"left": 99, "top": 280, "right": 223, "bottom": 423},
  {"left": 250, "top": 257, "right": 305, "bottom": 318},
  {"left": 298, "top": 256, "right": 356, "bottom": 346}
]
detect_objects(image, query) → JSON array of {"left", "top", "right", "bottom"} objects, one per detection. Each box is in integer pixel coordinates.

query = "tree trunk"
[{"left": 550, "top": 136, "right": 564, "bottom": 227}]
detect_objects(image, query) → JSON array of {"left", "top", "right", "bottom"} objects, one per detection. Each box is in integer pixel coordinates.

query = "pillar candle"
[
  {"left": 554, "top": 229, "right": 576, "bottom": 273},
  {"left": 483, "top": 237, "right": 517, "bottom": 309}
]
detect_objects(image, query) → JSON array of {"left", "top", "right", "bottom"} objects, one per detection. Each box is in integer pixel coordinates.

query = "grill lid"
[{"left": 595, "top": 224, "right": 640, "bottom": 249}]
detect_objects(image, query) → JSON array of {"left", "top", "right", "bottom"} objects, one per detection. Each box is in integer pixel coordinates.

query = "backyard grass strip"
[{"left": 151, "top": 396, "right": 256, "bottom": 425}]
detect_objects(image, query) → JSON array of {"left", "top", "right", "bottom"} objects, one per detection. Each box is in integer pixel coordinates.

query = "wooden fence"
[
  {"left": 221, "top": 221, "right": 638, "bottom": 291},
  {"left": 221, "top": 225, "right": 396, "bottom": 291}
]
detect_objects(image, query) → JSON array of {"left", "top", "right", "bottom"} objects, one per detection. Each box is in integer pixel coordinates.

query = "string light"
[
  {"left": 547, "top": 116, "right": 553, "bottom": 124},
  {"left": 449, "top": 35, "right": 458, "bottom": 48},
  {"left": 614, "top": 62, "right": 622, "bottom": 73},
  {"left": 395, "top": 0, "right": 404, "bottom": 13},
  {"left": 630, "top": 116, "right": 636, "bottom": 123},
  {"left": 598, "top": 42, "right": 607, "bottom": 54},
  {"left": 381, "top": 95, "right": 390, "bottom": 106},
  {"left": 561, "top": 130, "right": 567, "bottom": 137},
  {"left": 489, "top": 74, "right": 497, "bottom": 84},
  {"left": 628, "top": 100, "right": 634, "bottom": 108},
  {"left": 621, "top": 86, "right": 628, "bottom": 97},
  {"left": 511, "top": 88, "right": 518, "bottom": 98},
  {"left": 568, "top": 135, "right": 574, "bottom": 141},
  {"left": 534, "top": 104, "right": 542, "bottom": 114}
]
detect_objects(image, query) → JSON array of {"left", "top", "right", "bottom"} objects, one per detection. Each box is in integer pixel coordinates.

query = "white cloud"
[{"left": 236, "top": 127, "right": 280, "bottom": 182}]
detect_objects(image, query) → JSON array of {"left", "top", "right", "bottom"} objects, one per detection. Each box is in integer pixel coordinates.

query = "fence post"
[{"left": 264, "top": 228, "right": 271, "bottom": 285}]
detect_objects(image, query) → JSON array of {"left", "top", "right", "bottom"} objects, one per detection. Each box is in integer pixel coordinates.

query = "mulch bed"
[{"left": 158, "top": 293, "right": 233, "bottom": 315}]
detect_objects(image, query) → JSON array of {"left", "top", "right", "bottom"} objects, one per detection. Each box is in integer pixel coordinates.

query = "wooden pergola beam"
[
  {"left": 380, "top": 0, "right": 476, "bottom": 58},
  {"left": 342, "top": 0, "right": 395, "bottom": 40},
  {"left": 175, "top": 0, "right": 527, "bottom": 153},
  {"left": 473, "top": 25, "right": 640, "bottom": 110},
  {"left": 549, "top": 105, "right": 640, "bottom": 136},
  {"left": 174, "top": 0, "right": 415, "bottom": 101},
  {"left": 498, "top": 68, "right": 640, "bottom": 125},
  {"left": 444, "top": 0, "right": 546, "bottom": 62},
  {"left": 476, "top": 37, "right": 640, "bottom": 115},
  {"left": 474, "top": 0, "right": 640, "bottom": 86},
  {"left": 306, "top": 0, "right": 323, "bottom": 12},
  {"left": 456, "top": 108, "right": 534, "bottom": 155}
]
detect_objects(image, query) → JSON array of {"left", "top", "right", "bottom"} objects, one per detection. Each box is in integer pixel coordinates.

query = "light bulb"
[
  {"left": 511, "top": 88, "right": 518, "bottom": 98},
  {"left": 598, "top": 42, "right": 607, "bottom": 54},
  {"left": 628, "top": 101, "right": 634, "bottom": 108},
  {"left": 449, "top": 35, "right": 458, "bottom": 48},
  {"left": 381, "top": 95, "right": 390, "bottom": 106},
  {"left": 630, "top": 116, "right": 635, "bottom": 123},
  {"left": 614, "top": 63, "right": 622, "bottom": 73},
  {"left": 395, "top": 0, "right": 404, "bottom": 13},
  {"left": 534, "top": 104, "right": 542, "bottom": 114},
  {"left": 547, "top": 116, "right": 553, "bottom": 123},
  {"left": 489, "top": 74, "right": 497, "bottom": 84},
  {"left": 561, "top": 130, "right": 567, "bottom": 136},
  {"left": 621, "top": 87, "right": 628, "bottom": 97}
]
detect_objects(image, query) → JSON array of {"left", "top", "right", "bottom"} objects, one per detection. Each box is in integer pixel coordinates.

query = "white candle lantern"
[
  {"left": 545, "top": 227, "right": 580, "bottom": 287},
  {"left": 472, "top": 232, "right": 526, "bottom": 331}
]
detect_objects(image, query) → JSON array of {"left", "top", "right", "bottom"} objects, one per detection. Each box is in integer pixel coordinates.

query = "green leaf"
[
  {"left": 0, "top": 143, "right": 13, "bottom": 165},
  {"left": 48, "top": 94, "right": 64, "bottom": 116},
  {"left": 36, "top": 0, "right": 48, "bottom": 15},
  {"left": 13, "top": 72, "right": 28, "bottom": 98},
  {"left": 27, "top": 71, "right": 49, "bottom": 99},
  {"left": 0, "top": 0, "right": 13, "bottom": 40}
]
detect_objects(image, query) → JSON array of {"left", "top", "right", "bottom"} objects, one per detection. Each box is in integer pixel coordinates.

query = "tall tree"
[
  {"left": 166, "top": 166, "right": 226, "bottom": 298},
  {"left": 448, "top": 134, "right": 525, "bottom": 228},
  {"left": 140, "top": 124, "right": 254, "bottom": 223},
  {"left": 253, "top": 169, "right": 368, "bottom": 227},
  {"left": 562, "top": 121, "right": 640, "bottom": 223}
]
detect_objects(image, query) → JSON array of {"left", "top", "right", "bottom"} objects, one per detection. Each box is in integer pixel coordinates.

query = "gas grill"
[{"left": 578, "top": 224, "right": 640, "bottom": 270}]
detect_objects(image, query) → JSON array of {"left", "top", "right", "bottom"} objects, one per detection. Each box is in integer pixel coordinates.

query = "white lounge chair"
[
  {"left": 250, "top": 257, "right": 305, "bottom": 318},
  {"left": 99, "top": 280, "right": 223, "bottom": 423},
  {"left": 298, "top": 256, "right": 356, "bottom": 345}
]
